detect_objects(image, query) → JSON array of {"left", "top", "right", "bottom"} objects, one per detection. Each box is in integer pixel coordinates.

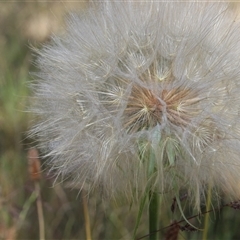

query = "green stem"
[
  {"left": 133, "top": 143, "right": 160, "bottom": 240},
  {"left": 149, "top": 191, "right": 159, "bottom": 240},
  {"left": 148, "top": 148, "right": 159, "bottom": 240},
  {"left": 202, "top": 186, "right": 212, "bottom": 240}
]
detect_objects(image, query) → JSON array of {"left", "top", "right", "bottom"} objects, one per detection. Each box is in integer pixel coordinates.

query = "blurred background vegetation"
[{"left": 1, "top": 1, "right": 240, "bottom": 239}]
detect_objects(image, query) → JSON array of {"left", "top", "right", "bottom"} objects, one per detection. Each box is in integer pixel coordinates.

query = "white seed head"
[{"left": 30, "top": 1, "right": 240, "bottom": 209}]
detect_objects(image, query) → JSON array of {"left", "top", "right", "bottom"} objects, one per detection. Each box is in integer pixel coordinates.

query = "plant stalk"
[
  {"left": 202, "top": 185, "right": 212, "bottom": 240},
  {"left": 82, "top": 190, "right": 92, "bottom": 240},
  {"left": 149, "top": 191, "right": 159, "bottom": 240},
  {"left": 34, "top": 181, "right": 45, "bottom": 240}
]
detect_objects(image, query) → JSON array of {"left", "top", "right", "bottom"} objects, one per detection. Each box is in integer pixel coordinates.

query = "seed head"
[{"left": 30, "top": 1, "right": 240, "bottom": 209}]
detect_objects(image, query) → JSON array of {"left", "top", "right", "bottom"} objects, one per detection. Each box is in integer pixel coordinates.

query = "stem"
[
  {"left": 34, "top": 181, "right": 45, "bottom": 240},
  {"left": 202, "top": 186, "right": 212, "bottom": 240},
  {"left": 134, "top": 142, "right": 160, "bottom": 240},
  {"left": 149, "top": 191, "right": 159, "bottom": 240},
  {"left": 148, "top": 148, "right": 159, "bottom": 240},
  {"left": 82, "top": 190, "right": 92, "bottom": 240}
]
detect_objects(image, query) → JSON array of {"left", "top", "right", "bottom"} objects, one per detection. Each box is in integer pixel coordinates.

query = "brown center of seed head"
[{"left": 124, "top": 84, "right": 200, "bottom": 132}]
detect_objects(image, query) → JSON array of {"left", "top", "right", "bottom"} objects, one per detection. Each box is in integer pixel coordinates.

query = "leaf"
[
  {"left": 133, "top": 192, "right": 148, "bottom": 240},
  {"left": 165, "top": 138, "right": 176, "bottom": 166}
]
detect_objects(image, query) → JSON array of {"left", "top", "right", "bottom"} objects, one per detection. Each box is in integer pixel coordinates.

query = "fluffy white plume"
[{"left": 30, "top": 1, "right": 240, "bottom": 208}]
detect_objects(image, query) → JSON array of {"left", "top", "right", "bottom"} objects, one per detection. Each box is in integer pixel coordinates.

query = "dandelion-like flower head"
[{"left": 30, "top": 1, "right": 240, "bottom": 208}]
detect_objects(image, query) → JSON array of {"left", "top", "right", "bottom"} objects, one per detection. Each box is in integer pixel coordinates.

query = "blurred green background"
[{"left": 1, "top": 1, "right": 240, "bottom": 239}]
